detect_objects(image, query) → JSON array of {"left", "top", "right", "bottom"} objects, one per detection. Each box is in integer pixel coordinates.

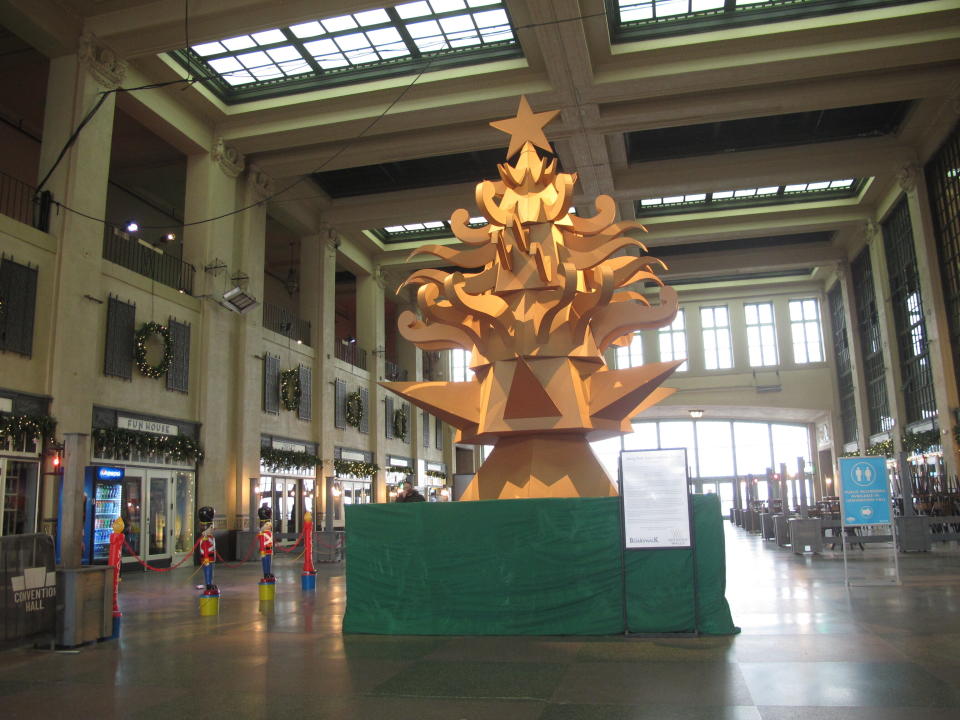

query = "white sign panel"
[
  {"left": 620, "top": 449, "right": 691, "bottom": 549},
  {"left": 117, "top": 415, "right": 177, "bottom": 436},
  {"left": 272, "top": 440, "right": 307, "bottom": 453}
]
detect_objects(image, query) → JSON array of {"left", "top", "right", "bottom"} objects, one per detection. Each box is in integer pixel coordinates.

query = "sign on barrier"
[{"left": 1, "top": 534, "right": 57, "bottom": 648}]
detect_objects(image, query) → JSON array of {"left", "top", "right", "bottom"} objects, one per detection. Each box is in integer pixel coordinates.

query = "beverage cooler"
[{"left": 85, "top": 466, "right": 124, "bottom": 564}]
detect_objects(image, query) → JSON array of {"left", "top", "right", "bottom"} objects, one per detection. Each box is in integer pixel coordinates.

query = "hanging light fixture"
[{"left": 688, "top": 409, "right": 704, "bottom": 419}]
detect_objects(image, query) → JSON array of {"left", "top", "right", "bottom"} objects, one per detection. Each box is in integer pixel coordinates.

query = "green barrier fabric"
[
  {"left": 343, "top": 494, "right": 738, "bottom": 636},
  {"left": 343, "top": 497, "right": 624, "bottom": 635}
]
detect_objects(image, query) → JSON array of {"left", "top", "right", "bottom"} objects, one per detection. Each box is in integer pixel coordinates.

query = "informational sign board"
[
  {"left": 838, "top": 456, "right": 891, "bottom": 526},
  {"left": 620, "top": 448, "right": 691, "bottom": 549}
]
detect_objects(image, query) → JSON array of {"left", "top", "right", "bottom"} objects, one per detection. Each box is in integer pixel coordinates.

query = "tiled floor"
[{"left": 2, "top": 523, "right": 959, "bottom": 719}]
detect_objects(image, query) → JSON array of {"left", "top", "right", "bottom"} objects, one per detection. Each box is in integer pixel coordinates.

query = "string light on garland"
[
  {"left": 0, "top": 414, "right": 56, "bottom": 441},
  {"left": 393, "top": 407, "right": 408, "bottom": 442},
  {"left": 386, "top": 464, "right": 413, "bottom": 476},
  {"left": 345, "top": 391, "right": 363, "bottom": 428},
  {"left": 902, "top": 429, "right": 941, "bottom": 455},
  {"left": 135, "top": 322, "right": 172, "bottom": 378},
  {"left": 93, "top": 427, "right": 203, "bottom": 463},
  {"left": 334, "top": 458, "right": 378, "bottom": 479},
  {"left": 261, "top": 447, "right": 319, "bottom": 471},
  {"left": 425, "top": 469, "right": 447, "bottom": 480},
  {"left": 279, "top": 368, "right": 301, "bottom": 412}
]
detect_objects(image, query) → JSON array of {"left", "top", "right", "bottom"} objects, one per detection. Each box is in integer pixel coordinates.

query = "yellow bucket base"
[
  {"left": 258, "top": 583, "right": 275, "bottom": 601},
  {"left": 198, "top": 595, "right": 220, "bottom": 616}
]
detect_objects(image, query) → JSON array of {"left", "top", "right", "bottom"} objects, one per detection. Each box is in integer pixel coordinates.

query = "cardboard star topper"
[{"left": 490, "top": 95, "right": 560, "bottom": 160}]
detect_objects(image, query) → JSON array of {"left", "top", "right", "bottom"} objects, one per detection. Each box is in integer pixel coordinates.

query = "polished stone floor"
[{"left": 2, "top": 522, "right": 960, "bottom": 719}]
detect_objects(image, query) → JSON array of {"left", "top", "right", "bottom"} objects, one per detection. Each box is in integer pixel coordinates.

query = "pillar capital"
[
  {"left": 247, "top": 163, "right": 275, "bottom": 198},
  {"left": 212, "top": 137, "right": 245, "bottom": 178},
  {"left": 896, "top": 164, "right": 919, "bottom": 194},
  {"left": 863, "top": 219, "right": 881, "bottom": 243},
  {"left": 78, "top": 33, "right": 127, "bottom": 89}
]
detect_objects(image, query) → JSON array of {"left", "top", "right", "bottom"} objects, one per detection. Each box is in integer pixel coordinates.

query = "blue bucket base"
[
  {"left": 111, "top": 615, "right": 121, "bottom": 638},
  {"left": 301, "top": 573, "right": 317, "bottom": 590}
]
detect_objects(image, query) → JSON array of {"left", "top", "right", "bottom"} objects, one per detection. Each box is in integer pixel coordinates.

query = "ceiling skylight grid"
[
  {"left": 376, "top": 209, "right": 577, "bottom": 243},
  {"left": 636, "top": 178, "right": 864, "bottom": 216},
  {"left": 174, "top": 1, "right": 519, "bottom": 101},
  {"left": 609, "top": 0, "right": 931, "bottom": 41}
]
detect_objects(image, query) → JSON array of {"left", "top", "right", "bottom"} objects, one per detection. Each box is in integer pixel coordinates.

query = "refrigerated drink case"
[{"left": 83, "top": 466, "right": 125, "bottom": 564}]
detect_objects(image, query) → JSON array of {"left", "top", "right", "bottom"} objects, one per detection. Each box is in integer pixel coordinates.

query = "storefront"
[
  {"left": 0, "top": 391, "right": 51, "bottom": 538},
  {"left": 422, "top": 461, "right": 448, "bottom": 501},
  {"left": 90, "top": 407, "right": 200, "bottom": 567},
  {"left": 327, "top": 447, "right": 375, "bottom": 529},
  {"left": 254, "top": 437, "right": 318, "bottom": 541},
  {"left": 386, "top": 454, "right": 413, "bottom": 501}
]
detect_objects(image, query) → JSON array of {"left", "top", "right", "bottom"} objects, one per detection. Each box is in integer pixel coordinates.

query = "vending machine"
[{"left": 86, "top": 466, "right": 124, "bottom": 564}]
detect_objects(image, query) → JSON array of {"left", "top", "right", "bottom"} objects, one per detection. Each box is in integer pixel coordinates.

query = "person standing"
[{"left": 396, "top": 480, "right": 426, "bottom": 503}]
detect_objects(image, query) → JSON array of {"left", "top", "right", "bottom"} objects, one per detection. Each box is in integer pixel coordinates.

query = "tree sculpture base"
[{"left": 461, "top": 433, "right": 617, "bottom": 500}]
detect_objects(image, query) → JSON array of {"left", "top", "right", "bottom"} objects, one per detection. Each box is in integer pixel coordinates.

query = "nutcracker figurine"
[
  {"left": 199, "top": 525, "right": 218, "bottom": 593},
  {"left": 258, "top": 520, "right": 274, "bottom": 581},
  {"left": 301, "top": 511, "right": 317, "bottom": 590},
  {"left": 108, "top": 517, "right": 125, "bottom": 637}
]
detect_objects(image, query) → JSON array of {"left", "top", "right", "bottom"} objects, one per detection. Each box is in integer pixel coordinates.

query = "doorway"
[
  {"left": 120, "top": 469, "right": 195, "bottom": 564},
  {"left": 0, "top": 458, "right": 39, "bottom": 536}
]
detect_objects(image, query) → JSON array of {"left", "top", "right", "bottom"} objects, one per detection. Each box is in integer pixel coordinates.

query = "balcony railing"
[
  {"left": 0, "top": 170, "right": 51, "bottom": 231},
  {"left": 384, "top": 358, "right": 408, "bottom": 382},
  {"left": 102, "top": 228, "right": 195, "bottom": 294},
  {"left": 335, "top": 338, "right": 367, "bottom": 370},
  {"left": 263, "top": 301, "right": 311, "bottom": 346}
]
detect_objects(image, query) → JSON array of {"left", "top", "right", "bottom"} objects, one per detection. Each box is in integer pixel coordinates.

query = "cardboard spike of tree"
[{"left": 381, "top": 96, "right": 682, "bottom": 500}]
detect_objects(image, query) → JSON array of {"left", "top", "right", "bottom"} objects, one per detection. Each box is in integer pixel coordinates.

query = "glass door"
[
  {"left": 0, "top": 459, "right": 39, "bottom": 536},
  {"left": 147, "top": 474, "right": 169, "bottom": 559},
  {"left": 121, "top": 474, "right": 143, "bottom": 558},
  {"left": 172, "top": 471, "right": 195, "bottom": 562}
]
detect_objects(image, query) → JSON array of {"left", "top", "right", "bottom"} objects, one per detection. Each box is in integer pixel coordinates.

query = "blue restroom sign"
[{"left": 838, "top": 456, "right": 891, "bottom": 526}]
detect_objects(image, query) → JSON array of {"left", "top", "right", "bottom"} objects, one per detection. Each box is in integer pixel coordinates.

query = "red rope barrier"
[
  {"left": 214, "top": 534, "right": 261, "bottom": 568},
  {"left": 274, "top": 531, "right": 304, "bottom": 553},
  {"left": 123, "top": 536, "right": 202, "bottom": 572}
]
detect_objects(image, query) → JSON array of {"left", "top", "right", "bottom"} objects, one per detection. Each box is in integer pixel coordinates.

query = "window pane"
[
  {"left": 733, "top": 422, "right": 771, "bottom": 475},
  {"left": 625, "top": 422, "right": 658, "bottom": 450},
  {"left": 696, "top": 421, "right": 734, "bottom": 477},
  {"left": 590, "top": 435, "right": 622, "bottom": 482},
  {"left": 659, "top": 421, "right": 696, "bottom": 477}
]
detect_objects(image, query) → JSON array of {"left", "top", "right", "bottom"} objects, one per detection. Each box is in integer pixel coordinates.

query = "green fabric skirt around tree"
[{"left": 342, "top": 494, "right": 738, "bottom": 636}]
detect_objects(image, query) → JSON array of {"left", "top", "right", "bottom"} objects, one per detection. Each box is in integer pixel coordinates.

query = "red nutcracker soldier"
[
  {"left": 108, "top": 517, "right": 124, "bottom": 637},
  {"left": 258, "top": 520, "right": 274, "bottom": 581},
  {"left": 200, "top": 525, "right": 217, "bottom": 593}
]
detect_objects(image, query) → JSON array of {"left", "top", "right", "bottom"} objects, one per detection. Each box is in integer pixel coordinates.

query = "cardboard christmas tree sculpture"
[{"left": 381, "top": 97, "right": 682, "bottom": 500}]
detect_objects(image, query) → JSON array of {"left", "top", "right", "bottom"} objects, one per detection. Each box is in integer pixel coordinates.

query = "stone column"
[
  {"left": 41, "top": 34, "right": 125, "bottom": 435},
  {"left": 59, "top": 433, "right": 90, "bottom": 569},
  {"left": 182, "top": 138, "right": 243, "bottom": 527},
  {"left": 302, "top": 227, "right": 339, "bottom": 522},
  {"left": 231, "top": 164, "right": 271, "bottom": 529},
  {"left": 357, "top": 268, "right": 386, "bottom": 501}
]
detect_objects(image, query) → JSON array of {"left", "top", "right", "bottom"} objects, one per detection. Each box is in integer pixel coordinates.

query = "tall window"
[
  {"left": 615, "top": 333, "right": 643, "bottom": 369},
  {"left": 450, "top": 348, "right": 473, "bottom": 382},
  {"left": 852, "top": 248, "right": 892, "bottom": 434},
  {"left": 788, "top": 298, "right": 824, "bottom": 363},
  {"left": 700, "top": 306, "right": 732, "bottom": 370},
  {"left": 744, "top": 302, "right": 778, "bottom": 367},
  {"left": 658, "top": 309, "right": 687, "bottom": 371}
]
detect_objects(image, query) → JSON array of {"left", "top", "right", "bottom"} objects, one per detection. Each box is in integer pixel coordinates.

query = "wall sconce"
[
  {"left": 124, "top": 219, "right": 139, "bottom": 233},
  {"left": 331, "top": 482, "right": 342, "bottom": 498},
  {"left": 688, "top": 409, "right": 704, "bottom": 419},
  {"left": 160, "top": 232, "right": 176, "bottom": 243}
]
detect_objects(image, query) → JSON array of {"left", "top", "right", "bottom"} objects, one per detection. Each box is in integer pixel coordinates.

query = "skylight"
[
  {"left": 611, "top": 0, "right": 930, "bottom": 41},
  {"left": 636, "top": 179, "right": 864, "bottom": 216},
  {"left": 172, "top": 1, "right": 520, "bottom": 102},
  {"left": 376, "top": 209, "right": 576, "bottom": 243}
]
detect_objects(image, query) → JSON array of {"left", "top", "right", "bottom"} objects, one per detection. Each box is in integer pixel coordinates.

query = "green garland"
[
  {"left": 135, "top": 322, "right": 172, "bottom": 379},
  {"left": 334, "top": 458, "right": 378, "bottom": 478},
  {"left": 0, "top": 414, "right": 56, "bottom": 441},
  {"left": 425, "top": 469, "right": 447, "bottom": 480},
  {"left": 866, "top": 439, "right": 894, "bottom": 458},
  {"left": 93, "top": 427, "right": 203, "bottom": 463},
  {"left": 902, "top": 429, "right": 941, "bottom": 454},
  {"left": 393, "top": 407, "right": 408, "bottom": 441},
  {"left": 279, "top": 368, "right": 301, "bottom": 412},
  {"left": 386, "top": 464, "right": 413, "bottom": 475},
  {"left": 345, "top": 391, "right": 363, "bottom": 428},
  {"left": 260, "top": 447, "right": 319, "bottom": 471}
]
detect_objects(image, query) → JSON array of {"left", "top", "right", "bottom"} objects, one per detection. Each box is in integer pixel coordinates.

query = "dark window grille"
[
  {"left": 423, "top": 410, "right": 430, "bottom": 448},
  {"left": 102, "top": 227, "right": 195, "bottom": 295},
  {"left": 384, "top": 358, "right": 408, "bottom": 381},
  {"left": 404, "top": 403, "right": 411, "bottom": 444},
  {"left": 828, "top": 283, "right": 858, "bottom": 445},
  {"left": 262, "top": 302, "right": 311, "bottom": 346},
  {"left": 263, "top": 354, "right": 279, "bottom": 414},
  {"left": 0, "top": 256, "right": 38, "bottom": 357},
  {"left": 359, "top": 387, "right": 369, "bottom": 434},
  {"left": 334, "top": 379, "right": 346, "bottom": 429},
  {"left": 297, "top": 364, "right": 312, "bottom": 421},
  {"left": 103, "top": 296, "right": 135, "bottom": 379},
  {"left": 385, "top": 396, "right": 394, "bottom": 439},
  {"left": 882, "top": 196, "right": 937, "bottom": 425},
  {"left": 166, "top": 318, "right": 191, "bottom": 393},
  {"left": 926, "top": 121, "right": 960, "bottom": 394},
  {"left": 851, "top": 248, "right": 891, "bottom": 435},
  {"left": 435, "top": 416, "right": 442, "bottom": 450}
]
